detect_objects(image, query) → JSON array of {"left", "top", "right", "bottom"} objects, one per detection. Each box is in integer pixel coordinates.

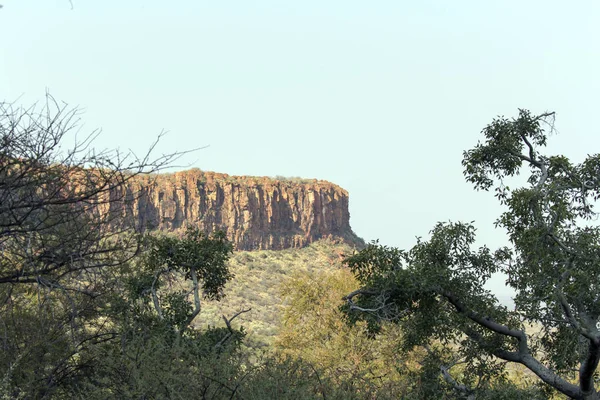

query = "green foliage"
[
  {"left": 343, "top": 110, "right": 586, "bottom": 398},
  {"left": 4, "top": 98, "right": 578, "bottom": 398},
  {"left": 272, "top": 175, "right": 316, "bottom": 184},
  {"left": 124, "top": 227, "right": 234, "bottom": 335},
  {"left": 276, "top": 268, "right": 422, "bottom": 398},
  {"left": 144, "top": 227, "right": 233, "bottom": 301},
  {"left": 462, "top": 109, "right": 552, "bottom": 191},
  {"left": 75, "top": 317, "right": 246, "bottom": 399},
  {"left": 0, "top": 96, "right": 186, "bottom": 398},
  {"left": 44, "top": 228, "right": 244, "bottom": 399},
  {"left": 0, "top": 286, "right": 100, "bottom": 398}
]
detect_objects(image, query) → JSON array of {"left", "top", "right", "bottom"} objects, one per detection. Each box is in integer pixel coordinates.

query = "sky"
[{"left": 2, "top": 1, "right": 600, "bottom": 302}]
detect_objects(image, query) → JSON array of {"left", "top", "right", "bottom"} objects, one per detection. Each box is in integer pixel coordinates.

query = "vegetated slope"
[
  {"left": 107, "top": 168, "right": 366, "bottom": 347},
  {"left": 196, "top": 238, "right": 541, "bottom": 392},
  {"left": 195, "top": 238, "right": 359, "bottom": 349}
]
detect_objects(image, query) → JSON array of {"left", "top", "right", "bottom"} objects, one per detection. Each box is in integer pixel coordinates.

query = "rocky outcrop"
[{"left": 114, "top": 169, "right": 362, "bottom": 250}]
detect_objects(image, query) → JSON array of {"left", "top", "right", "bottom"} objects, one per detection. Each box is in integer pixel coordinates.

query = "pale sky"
[{"left": 2, "top": 1, "right": 600, "bottom": 301}]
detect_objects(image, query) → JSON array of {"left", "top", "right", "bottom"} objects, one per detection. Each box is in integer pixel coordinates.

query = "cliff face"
[{"left": 117, "top": 169, "right": 362, "bottom": 251}]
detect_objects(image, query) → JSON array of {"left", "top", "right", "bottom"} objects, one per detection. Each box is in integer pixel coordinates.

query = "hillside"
[
  {"left": 119, "top": 170, "right": 365, "bottom": 348},
  {"left": 195, "top": 238, "right": 359, "bottom": 349},
  {"left": 94, "top": 167, "right": 367, "bottom": 349}
]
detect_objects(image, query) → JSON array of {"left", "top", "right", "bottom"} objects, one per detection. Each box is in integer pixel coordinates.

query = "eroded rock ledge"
[{"left": 112, "top": 169, "right": 362, "bottom": 250}]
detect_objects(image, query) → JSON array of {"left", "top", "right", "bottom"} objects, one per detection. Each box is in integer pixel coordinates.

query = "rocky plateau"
[{"left": 109, "top": 169, "right": 362, "bottom": 251}]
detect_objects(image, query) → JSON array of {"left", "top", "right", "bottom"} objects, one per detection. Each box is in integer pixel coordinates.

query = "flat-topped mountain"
[{"left": 114, "top": 169, "right": 363, "bottom": 250}]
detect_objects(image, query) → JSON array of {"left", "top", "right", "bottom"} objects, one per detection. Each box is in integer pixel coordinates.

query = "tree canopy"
[
  {"left": 344, "top": 109, "right": 600, "bottom": 399},
  {"left": 6, "top": 96, "right": 593, "bottom": 398},
  {"left": 0, "top": 95, "right": 224, "bottom": 398}
]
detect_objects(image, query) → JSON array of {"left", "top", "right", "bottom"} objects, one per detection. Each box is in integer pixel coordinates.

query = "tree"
[
  {"left": 343, "top": 110, "right": 598, "bottom": 399},
  {"left": 128, "top": 227, "right": 238, "bottom": 336},
  {"left": 0, "top": 94, "right": 187, "bottom": 397},
  {"left": 276, "top": 268, "right": 414, "bottom": 398},
  {"left": 80, "top": 228, "right": 252, "bottom": 400},
  {"left": 0, "top": 94, "right": 188, "bottom": 287}
]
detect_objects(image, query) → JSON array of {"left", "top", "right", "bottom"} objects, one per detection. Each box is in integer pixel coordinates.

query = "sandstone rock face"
[{"left": 117, "top": 169, "right": 362, "bottom": 250}]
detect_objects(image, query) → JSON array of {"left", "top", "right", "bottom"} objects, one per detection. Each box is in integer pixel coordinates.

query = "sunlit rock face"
[{"left": 110, "top": 169, "right": 362, "bottom": 250}]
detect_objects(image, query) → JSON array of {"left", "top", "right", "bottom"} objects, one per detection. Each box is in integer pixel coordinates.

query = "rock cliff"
[{"left": 114, "top": 169, "right": 362, "bottom": 251}]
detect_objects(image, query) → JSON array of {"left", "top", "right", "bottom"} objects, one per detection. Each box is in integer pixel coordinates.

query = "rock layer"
[{"left": 115, "top": 169, "right": 362, "bottom": 250}]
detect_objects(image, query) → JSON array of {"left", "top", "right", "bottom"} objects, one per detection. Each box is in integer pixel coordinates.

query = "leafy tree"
[
  {"left": 131, "top": 227, "right": 236, "bottom": 335},
  {"left": 342, "top": 110, "right": 593, "bottom": 398},
  {"left": 276, "top": 268, "right": 415, "bottom": 398},
  {"left": 75, "top": 227, "right": 254, "bottom": 399},
  {"left": 0, "top": 95, "right": 186, "bottom": 397}
]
